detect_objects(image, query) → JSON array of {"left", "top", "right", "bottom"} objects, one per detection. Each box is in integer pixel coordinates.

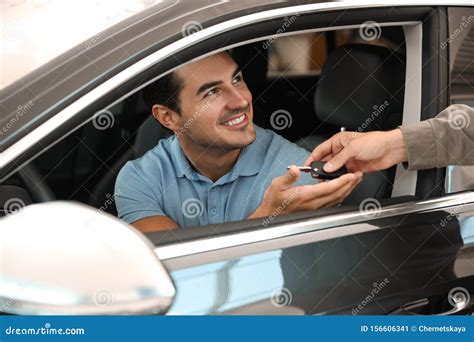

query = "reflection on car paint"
[
  {"left": 166, "top": 208, "right": 474, "bottom": 315},
  {"left": 167, "top": 250, "right": 283, "bottom": 315},
  {"left": 460, "top": 216, "right": 474, "bottom": 245}
]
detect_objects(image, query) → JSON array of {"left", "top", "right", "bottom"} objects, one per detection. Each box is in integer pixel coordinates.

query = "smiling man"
[{"left": 115, "top": 52, "right": 362, "bottom": 232}]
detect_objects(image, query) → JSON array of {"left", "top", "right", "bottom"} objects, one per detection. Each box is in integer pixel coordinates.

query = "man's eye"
[
  {"left": 232, "top": 74, "right": 242, "bottom": 84},
  {"left": 205, "top": 88, "right": 219, "bottom": 97}
]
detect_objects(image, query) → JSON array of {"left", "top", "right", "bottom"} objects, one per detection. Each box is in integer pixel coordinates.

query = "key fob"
[{"left": 310, "top": 161, "right": 348, "bottom": 180}]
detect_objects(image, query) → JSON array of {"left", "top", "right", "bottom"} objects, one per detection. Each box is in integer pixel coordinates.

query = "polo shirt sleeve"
[{"left": 114, "top": 161, "right": 166, "bottom": 224}]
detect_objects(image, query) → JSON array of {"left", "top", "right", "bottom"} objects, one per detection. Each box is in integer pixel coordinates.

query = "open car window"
[{"left": 3, "top": 20, "right": 411, "bottom": 239}]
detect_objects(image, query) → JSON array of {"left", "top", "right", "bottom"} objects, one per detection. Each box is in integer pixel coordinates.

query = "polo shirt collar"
[
  {"left": 170, "top": 125, "right": 266, "bottom": 183},
  {"left": 170, "top": 136, "right": 196, "bottom": 179}
]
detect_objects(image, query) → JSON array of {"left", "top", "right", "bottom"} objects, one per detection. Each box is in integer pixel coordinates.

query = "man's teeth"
[{"left": 222, "top": 114, "right": 245, "bottom": 126}]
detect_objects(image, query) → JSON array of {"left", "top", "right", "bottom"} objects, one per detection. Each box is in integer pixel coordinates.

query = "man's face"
[{"left": 174, "top": 52, "right": 256, "bottom": 151}]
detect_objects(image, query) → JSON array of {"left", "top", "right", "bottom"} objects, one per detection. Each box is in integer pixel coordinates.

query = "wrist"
[
  {"left": 247, "top": 204, "right": 270, "bottom": 219},
  {"left": 386, "top": 129, "right": 408, "bottom": 164}
]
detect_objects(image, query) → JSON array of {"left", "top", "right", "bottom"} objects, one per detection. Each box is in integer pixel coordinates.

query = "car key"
[{"left": 287, "top": 161, "right": 348, "bottom": 180}]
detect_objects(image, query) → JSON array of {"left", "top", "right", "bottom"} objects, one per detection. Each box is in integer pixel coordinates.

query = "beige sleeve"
[{"left": 399, "top": 104, "right": 474, "bottom": 170}]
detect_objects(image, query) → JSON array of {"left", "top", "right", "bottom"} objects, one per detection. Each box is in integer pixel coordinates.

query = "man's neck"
[{"left": 178, "top": 137, "right": 241, "bottom": 182}]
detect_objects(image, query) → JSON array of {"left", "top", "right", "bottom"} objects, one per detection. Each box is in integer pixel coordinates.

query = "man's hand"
[
  {"left": 248, "top": 166, "right": 363, "bottom": 219},
  {"left": 304, "top": 129, "right": 408, "bottom": 173}
]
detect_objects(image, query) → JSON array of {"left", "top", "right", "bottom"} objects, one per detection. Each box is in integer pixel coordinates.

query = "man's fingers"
[
  {"left": 327, "top": 173, "right": 362, "bottom": 204},
  {"left": 331, "top": 175, "right": 363, "bottom": 205},
  {"left": 297, "top": 172, "right": 356, "bottom": 201},
  {"left": 321, "top": 154, "right": 333, "bottom": 162},
  {"left": 324, "top": 143, "right": 357, "bottom": 172},
  {"left": 305, "top": 132, "right": 359, "bottom": 167},
  {"left": 320, "top": 182, "right": 355, "bottom": 208},
  {"left": 304, "top": 139, "right": 333, "bottom": 166},
  {"left": 300, "top": 180, "right": 352, "bottom": 210},
  {"left": 306, "top": 174, "right": 361, "bottom": 209},
  {"left": 272, "top": 165, "right": 300, "bottom": 191}
]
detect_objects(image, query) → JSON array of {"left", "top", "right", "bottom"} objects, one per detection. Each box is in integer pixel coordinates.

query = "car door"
[{"left": 152, "top": 192, "right": 474, "bottom": 315}]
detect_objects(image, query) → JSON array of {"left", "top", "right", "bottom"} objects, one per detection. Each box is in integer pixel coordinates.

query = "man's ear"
[{"left": 152, "top": 105, "right": 180, "bottom": 132}]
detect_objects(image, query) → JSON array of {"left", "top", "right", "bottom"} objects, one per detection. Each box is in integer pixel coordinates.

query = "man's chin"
[{"left": 217, "top": 126, "right": 256, "bottom": 150}]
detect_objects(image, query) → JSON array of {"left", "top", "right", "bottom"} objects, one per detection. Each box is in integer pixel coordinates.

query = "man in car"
[{"left": 115, "top": 52, "right": 362, "bottom": 232}]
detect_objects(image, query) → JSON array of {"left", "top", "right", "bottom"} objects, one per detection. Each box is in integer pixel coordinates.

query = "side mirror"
[{"left": 0, "top": 202, "right": 175, "bottom": 315}]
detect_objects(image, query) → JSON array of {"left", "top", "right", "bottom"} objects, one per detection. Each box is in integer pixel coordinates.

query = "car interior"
[{"left": 1, "top": 26, "right": 408, "bottom": 226}]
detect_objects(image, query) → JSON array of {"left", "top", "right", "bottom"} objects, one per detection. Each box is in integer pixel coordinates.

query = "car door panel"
[{"left": 159, "top": 193, "right": 474, "bottom": 315}]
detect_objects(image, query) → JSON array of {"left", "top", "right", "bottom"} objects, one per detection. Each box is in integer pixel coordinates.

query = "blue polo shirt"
[{"left": 115, "top": 125, "right": 317, "bottom": 228}]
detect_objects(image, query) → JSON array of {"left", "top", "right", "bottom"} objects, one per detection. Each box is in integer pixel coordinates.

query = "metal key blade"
[{"left": 287, "top": 166, "right": 312, "bottom": 173}]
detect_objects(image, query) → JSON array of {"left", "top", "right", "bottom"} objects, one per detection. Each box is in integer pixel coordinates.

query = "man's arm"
[
  {"left": 400, "top": 104, "right": 474, "bottom": 170},
  {"left": 131, "top": 215, "right": 178, "bottom": 233},
  {"left": 115, "top": 161, "right": 176, "bottom": 233}
]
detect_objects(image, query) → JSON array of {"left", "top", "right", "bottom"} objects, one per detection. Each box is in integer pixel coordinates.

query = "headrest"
[
  {"left": 315, "top": 44, "right": 405, "bottom": 131},
  {"left": 134, "top": 116, "right": 171, "bottom": 159}
]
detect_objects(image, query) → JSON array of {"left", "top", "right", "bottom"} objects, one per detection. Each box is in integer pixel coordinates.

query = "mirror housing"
[{"left": 0, "top": 201, "right": 175, "bottom": 315}]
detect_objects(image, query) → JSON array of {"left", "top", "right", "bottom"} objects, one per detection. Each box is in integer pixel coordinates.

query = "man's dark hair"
[{"left": 143, "top": 71, "right": 184, "bottom": 114}]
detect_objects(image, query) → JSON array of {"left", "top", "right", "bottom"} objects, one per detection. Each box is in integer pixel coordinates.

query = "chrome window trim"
[
  {"left": 2, "top": 0, "right": 473, "bottom": 176},
  {"left": 155, "top": 191, "right": 474, "bottom": 260}
]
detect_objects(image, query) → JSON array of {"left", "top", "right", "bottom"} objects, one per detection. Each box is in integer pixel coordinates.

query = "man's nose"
[{"left": 226, "top": 87, "right": 249, "bottom": 109}]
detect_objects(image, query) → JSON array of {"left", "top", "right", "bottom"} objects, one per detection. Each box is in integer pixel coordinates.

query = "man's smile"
[{"left": 220, "top": 113, "right": 249, "bottom": 129}]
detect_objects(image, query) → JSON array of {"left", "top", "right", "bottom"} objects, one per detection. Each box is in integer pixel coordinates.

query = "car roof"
[{"left": 1, "top": 0, "right": 472, "bottom": 172}]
